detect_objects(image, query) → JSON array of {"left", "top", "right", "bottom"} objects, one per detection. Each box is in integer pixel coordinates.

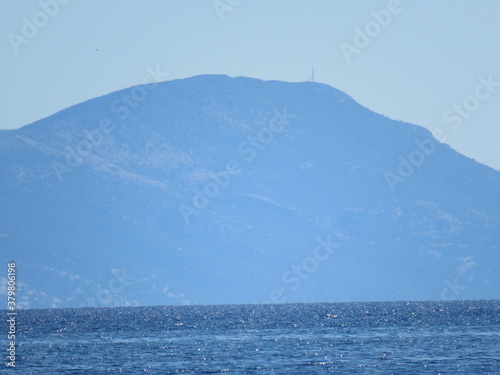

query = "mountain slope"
[{"left": 1, "top": 75, "right": 499, "bottom": 308}]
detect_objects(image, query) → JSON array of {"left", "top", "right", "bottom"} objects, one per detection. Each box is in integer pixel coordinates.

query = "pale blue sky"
[{"left": 2, "top": 0, "right": 499, "bottom": 169}]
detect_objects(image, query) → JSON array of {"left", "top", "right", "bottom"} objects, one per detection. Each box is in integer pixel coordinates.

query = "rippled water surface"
[{"left": 10, "top": 300, "right": 500, "bottom": 374}]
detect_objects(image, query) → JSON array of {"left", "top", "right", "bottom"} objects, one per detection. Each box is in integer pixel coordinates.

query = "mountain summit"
[{"left": 1, "top": 75, "right": 499, "bottom": 308}]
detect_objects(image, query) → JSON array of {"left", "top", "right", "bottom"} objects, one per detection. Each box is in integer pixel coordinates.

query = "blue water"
[{"left": 7, "top": 300, "right": 500, "bottom": 374}]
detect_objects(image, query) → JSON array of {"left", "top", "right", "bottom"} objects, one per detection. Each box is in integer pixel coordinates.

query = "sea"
[{"left": 6, "top": 300, "right": 500, "bottom": 374}]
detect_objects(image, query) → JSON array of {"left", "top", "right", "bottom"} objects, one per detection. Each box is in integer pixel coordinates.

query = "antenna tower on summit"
[{"left": 311, "top": 67, "right": 315, "bottom": 82}]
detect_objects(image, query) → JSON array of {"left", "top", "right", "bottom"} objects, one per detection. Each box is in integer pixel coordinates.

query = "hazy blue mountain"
[{"left": 1, "top": 75, "right": 499, "bottom": 308}]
